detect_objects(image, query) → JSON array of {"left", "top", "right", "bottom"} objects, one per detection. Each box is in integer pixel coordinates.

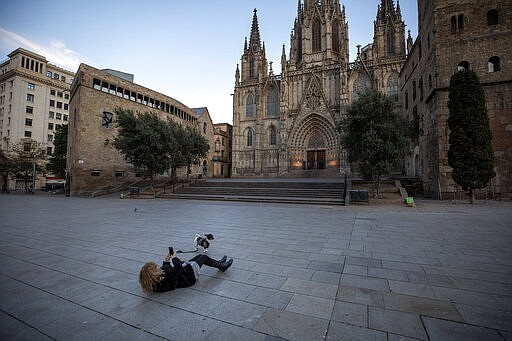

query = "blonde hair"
[{"left": 139, "top": 262, "right": 164, "bottom": 293}]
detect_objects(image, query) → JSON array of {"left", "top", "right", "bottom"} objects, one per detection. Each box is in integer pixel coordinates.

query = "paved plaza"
[{"left": 1, "top": 193, "right": 511, "bottom": 340}]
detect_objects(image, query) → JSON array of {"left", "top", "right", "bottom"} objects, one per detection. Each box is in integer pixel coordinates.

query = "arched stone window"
[
  {"left": 386, "top": 73, "right": 399, "bottom": 101},
  {"left": 312, "top": 17, "right": 321, "bottom": 52},
  {"left": 246, "top": 94, "right": 255, "bottom": 118},
  {"left": 387, "top": 26, "right": 395, "bottom": 54},
  {"left": 247, "top": 128, "right": 253, "bottom": 147},
  {"left": 352, "top": 75, "right": 370, "bottom": 102},
  {"left": 332, "top": 20, "right": 339, "bottom": 53},
  {"left": 249, "top": 57, "right": 255, "bottom": 79},
  {"left": 488, "top": 56, "right": 501, "bottom": 72},
  {"left": 487, "top": 9, "right": 498, "bottom": 26},
  {"left": 297, "top": 27, "right": 303, "bottom": 63},
  {"left": 269, "top": 126, "right": 277, "bottom": 146},
  {"left": 266, "top": 88, "right": 279, "bottom": 117},
  {"left": 457, "top": 61, "right": 470, "bottom": 71}
]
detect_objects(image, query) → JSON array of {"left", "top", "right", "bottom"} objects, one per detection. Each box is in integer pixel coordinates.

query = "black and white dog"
[{"left": 194, "top": 233, "right": 214, "bottom": 252}]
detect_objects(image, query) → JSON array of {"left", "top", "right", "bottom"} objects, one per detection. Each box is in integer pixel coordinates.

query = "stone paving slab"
[{"left": 1, "top": 194, "right": 512, "bottom": 340}]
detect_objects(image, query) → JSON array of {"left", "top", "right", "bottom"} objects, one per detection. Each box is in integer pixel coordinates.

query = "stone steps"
[{"left": 157, "top": 179, "right": 346, "bottom": 205}]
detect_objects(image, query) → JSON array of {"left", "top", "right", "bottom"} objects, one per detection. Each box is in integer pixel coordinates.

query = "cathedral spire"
[
  {"left": 377, "top": 0, "right": 397, "bottom": 23},
  {"left": 249, "top": 8, "right": 262, "bottom": 51}
]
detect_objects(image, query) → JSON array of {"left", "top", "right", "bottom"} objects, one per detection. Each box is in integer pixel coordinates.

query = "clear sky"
[{"left": 0, "top": 0, "right": 417, "bottom": 124}]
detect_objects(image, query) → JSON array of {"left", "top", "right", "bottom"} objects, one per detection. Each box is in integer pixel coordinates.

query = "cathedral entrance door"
[{"left": 306, "top": 150, "right": 326, "bottom": 169}]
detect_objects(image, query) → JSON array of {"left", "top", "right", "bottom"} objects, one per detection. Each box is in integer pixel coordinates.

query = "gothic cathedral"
[{"left": 232, "top": 0, "right": 406, "bottom": 177}]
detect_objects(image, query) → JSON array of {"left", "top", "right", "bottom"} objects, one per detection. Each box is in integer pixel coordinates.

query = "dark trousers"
[{"left": 188, "top": 254, "right": 217, "bottom": 268}]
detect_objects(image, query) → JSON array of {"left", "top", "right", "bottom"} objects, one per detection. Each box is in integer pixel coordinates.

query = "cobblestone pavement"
[{"left": 1, "top": 193, "right": 511, "bottom": 340}]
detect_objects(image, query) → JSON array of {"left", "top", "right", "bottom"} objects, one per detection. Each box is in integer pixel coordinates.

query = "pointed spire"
[
  {"left": 378, "top": 0, "right": 397, "bottom": 23},
  {"left": 235, "top": 64, "right": 240, "bottom": 85},
  {"left": 244, "top": 37, "right": 248, "bottom": 53},
  {"left": 396, "top": 0, "right": 402, "bottom": 19},
  {"left": 249, "top": 8, "right": 262, "bottom": 51}
]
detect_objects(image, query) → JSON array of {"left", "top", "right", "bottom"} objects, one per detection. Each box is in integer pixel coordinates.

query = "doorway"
[{"left": 306, "top": 150, "right": 326, "bottom": 169}]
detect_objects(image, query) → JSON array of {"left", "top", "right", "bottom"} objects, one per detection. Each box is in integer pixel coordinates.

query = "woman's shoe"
[{"left": 218, "top": 259, "right": 233, "bottom": 272}]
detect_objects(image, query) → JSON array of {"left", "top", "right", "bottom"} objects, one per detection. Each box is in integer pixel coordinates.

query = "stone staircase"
[{"left": 157, "top": 178, "right": 346, "bottom": 205}]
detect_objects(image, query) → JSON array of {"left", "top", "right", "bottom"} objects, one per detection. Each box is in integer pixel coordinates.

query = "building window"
[
  {"left": 269, "top": 127, "right": 277, "bottom": 145},
  {"left": 102, "top": 111, "right": 113, "bottom": 128},
  {"left": 332, "top": 20, "right": 340, "bottom": 53},
  {"left": 48, "top": 134, "right": 53, "bottom": 142},
  {"left": 63, "top": 114, "right": 68, "bottom": 121},
  {"left": 487, "top": 9, "right": 498, "bottom": 26},
  {"left": 387, "top": 27, "right": 395, "bottom": 55},
  {"left": 93, "top": 78, "right": 101, "bottom": 90},
  {"left": 247, "top": 129, "right": 253, "bottom": 147},
  {"left": 65, "top": 93, "right": 69, "bottom": 100},
  {"left": 57, "top": 102, "right": 62, "bottom": 109},
  {"left": 266, "top": 88, "right": 279, "bottom": 117},
  {"left": 26, "top": 106, "right": 33, "bottom": 114},
  {"left": 47, "top": 147, "right": 53, "bottom": 155},
  {"left": 53, "top": 73, "right": 60, "bottom": 79},
  {"left": 50, "top": 100, "right": 55, "bottom": 107},
  {"left": 488, "top": 56, "right": 501, "bottom": 72},
  {"left": 51, "top": 89, "right": 56, "bottom": 96},
  {"left": 386, "top": 73, "right": 398, "bottom": 101},
  {"left": 48, "top": 123, "right": 54, "bottom": 130},
  {"left": 64, "top": 103, "right": 68, "bottom": 111},
  {"left": 91, "top": 171, "right": 101, "bottom": 177},
  {"left": 405, "top": 90, "right": 409, "bottom": 110},
  {"left": 246, "top": 94, "right": 255, "bottom": 118},
  {"left": 249, "top": 57, "right": 255, "bottom": 79},
  {"left": 27, "top": 82, "right": 35, "bottom": 90},
  {"left": 115, "top": 171, "right": 124, "bottom": 177},
  {"left": 47, "top": 71, "right": 52, "bottom": 78},
  {"left": 458, "top": 61, "right": 470, "bottom": 71},
  {"left": 125, "top": 155, "right": 133, "bottom": 164},
  {"left": 24, "top": 131, "right": 32, "bottom": 137},
  {"left": 61, "top": 76, "right": 66, "bottom": 82},
  {"left": 25, "top": 118, "right": 32, "bottom": 126},
  {"left": 57, "top": 91, "right": 63, "bottom": 98},
  {"left": 27, "top": 94, "right": 34, "bottom": 102},
  {"left": 451, "top": 14, "right": 464, "bottom": 33},
  {"left": 55, "top": 113, "right": 62, "bottom": 120},
  {"left": 419, "top": 77, "right": 424, "bottom": 100},
  {"left": 203, "top": 122, "right": 207, "bottom": 134},
  {"left": 49, "top": 111, "right": 54, "bottom": 119},
  {"left": 312, "top": 17, "right": 321, "bottom": 52}
]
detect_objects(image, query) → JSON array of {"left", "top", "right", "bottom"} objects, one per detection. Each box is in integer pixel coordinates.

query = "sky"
[{"left": 0, "top": 0, "right": 417, "bottom": 124}]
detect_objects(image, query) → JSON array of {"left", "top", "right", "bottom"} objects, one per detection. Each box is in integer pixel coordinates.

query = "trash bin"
[
  {"left": 129, "top": 186, "right": 139, "bottom": 195},
  {"left": 349, "top": 189, "right": 369, "bottom": 203}
]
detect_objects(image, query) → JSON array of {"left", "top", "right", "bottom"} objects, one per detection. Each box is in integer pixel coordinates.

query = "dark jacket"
[{"left": 153, "top": 257, "right": 196, "bottom": 292}]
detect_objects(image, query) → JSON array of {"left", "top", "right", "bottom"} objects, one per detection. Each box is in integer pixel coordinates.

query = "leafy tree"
[
  {"left": 0, "top": 148, "right": 14, "bottom": 193},
  {"left": 182, "top": 125, "right": 209, "bottom": 177},
  {"left": 113, "top": 108, "right": 175, "bottom": 187},
  {"left": 448, "top": 69, "right": 495, "bottom": 204},
  {"left": 340, "top": 89, "right": 409, "bottom": 197},
  {"left": 9, "top": 139, "right": 47, "bottom": 193},
  {"left": 47, "top": 124, "right": 68, "bottom": 178}
]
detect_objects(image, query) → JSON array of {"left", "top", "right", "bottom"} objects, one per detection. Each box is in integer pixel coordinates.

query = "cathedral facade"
[{"left": 232, "top": 0, "right": 406, "bottom": 177}]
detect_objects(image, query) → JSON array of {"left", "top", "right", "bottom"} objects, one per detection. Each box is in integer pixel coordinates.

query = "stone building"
[
  {"left": 0, "top": 48, "right": 74, "bottom": 190},
  {"left": 400, "top": 0, "right": 512, "bottom": 198},
  {"left": 232, "top": 0, "right": 407, "bottom": 177},
  {"left": 192, "top": 107, "right": 215, "bottom": 177},
  {"left": 67, "top": 63, "right": 208, "bottom": 196},
  {"left": 213, "top": 123, "right": 233, "bottom": 177}
]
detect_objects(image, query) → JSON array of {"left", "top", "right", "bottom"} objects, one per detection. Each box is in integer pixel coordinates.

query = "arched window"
[
  {"left": 249, "top": 57, "right": 255, "bottom": 79},
  {"left": 247, "top": 129, "right": 253, "bottom": 147},
  {"left": 297, "top": 27, "right": 303, "bottom": 63},
  {"left": 387, "top": 26, "right": 395, "bottom": 55},
  {"left": 266, "top": 88, "right": 279, "bottom": 117},
  {"left": 332, "top": 20, "right": 339, "bottom": 53},
  {"left": 386, "top": 73, "right": 398, "bottom": 101},
  {"left": 457, "top": 61, "right": 470, "bottom": 71},
  {"left": 246, "top": 94, "right": 255, "bottom": 118},
  {"left": 269, "top": 126, "right": 277, "bottom": 146},
  {"left": 352, "top": 75, "right": 370, "bottom": 102},
  {"left": 312, "top": 17, "right": 321, "bottom": 52},
  {"left": 488, "top": 56, "right": 501, "bottom": 72},
  {"left": 487, "top": 9, "right": 498, "bottom": 26}
]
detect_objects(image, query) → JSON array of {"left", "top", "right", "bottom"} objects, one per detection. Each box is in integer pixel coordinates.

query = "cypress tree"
[{"left": 447, "top": 69, "right": 495, "bottom": 203}]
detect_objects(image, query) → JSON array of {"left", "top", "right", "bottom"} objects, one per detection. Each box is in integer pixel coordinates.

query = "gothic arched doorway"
[{"left": 288, "top": 113, "right": 339, "bottom": 171}]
